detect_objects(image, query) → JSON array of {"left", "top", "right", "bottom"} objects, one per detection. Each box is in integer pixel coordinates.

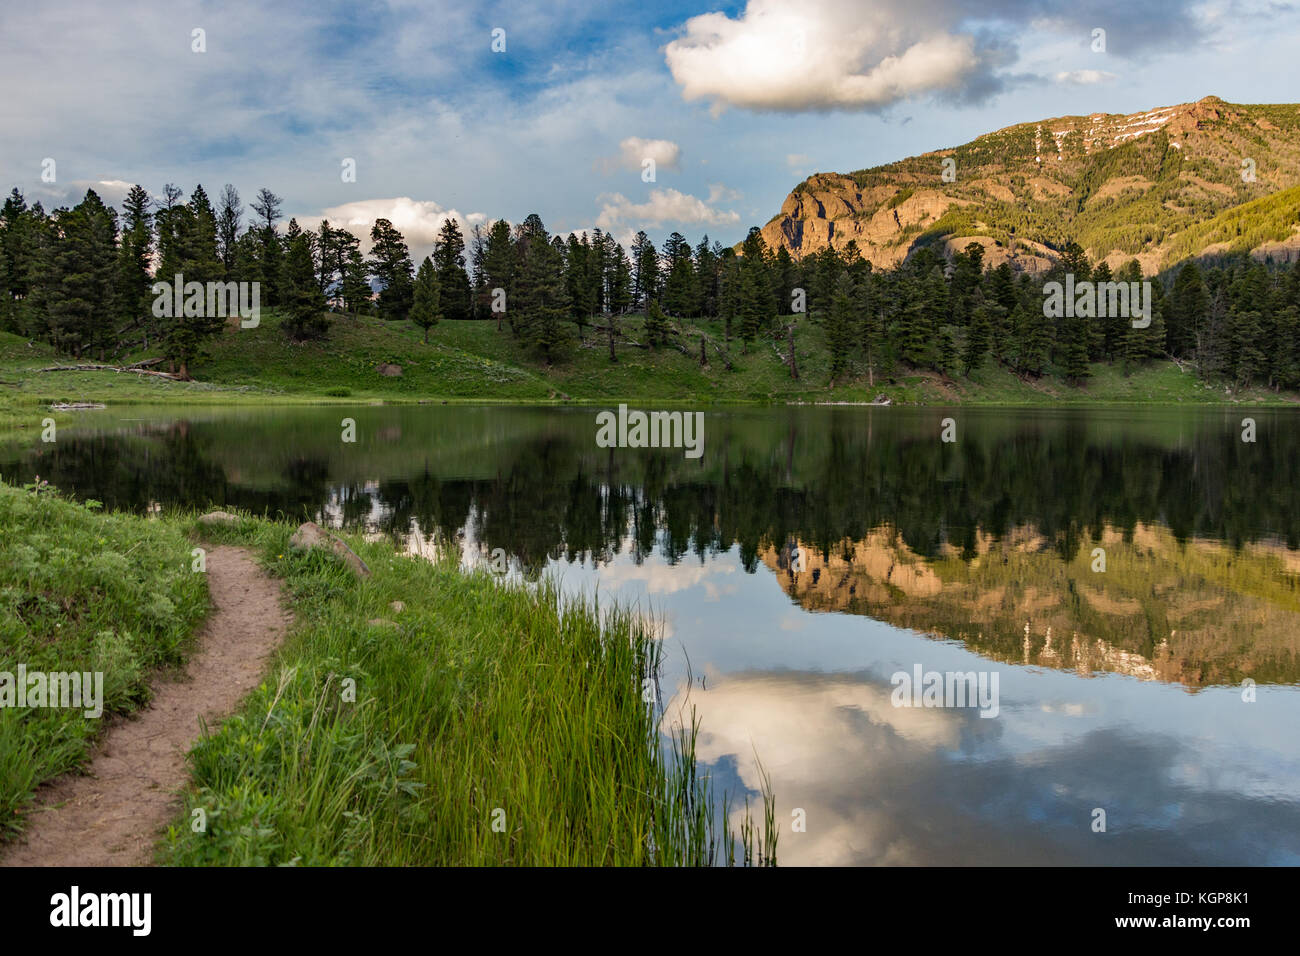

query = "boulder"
[
  {"left": 288, "top": 520, "right": 372, "bottom": 578},
  {"left": 376, "top": 363, "right": 403, "bottom": 377},
  {"left": 198, "top": 510, "right": 241, "bottom": 526}
]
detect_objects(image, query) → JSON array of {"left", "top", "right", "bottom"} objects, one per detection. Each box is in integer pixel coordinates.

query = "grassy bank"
[
  {"left": 0, "top": 479, "right": 209, "bottom": 837},
  {"left": 2, "top": 310, "right": 1298, "bottom": 431},
  {"left": 167, "top": 514, "right": 769, "bottom": 865},
  {"left": 0, "top": 479, "right": 773, "bottom": 864}
]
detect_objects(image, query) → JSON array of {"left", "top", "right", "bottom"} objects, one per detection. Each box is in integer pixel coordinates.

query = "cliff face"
[{"left": 760, "top": 97, "right": 1300, "bottom": 272}]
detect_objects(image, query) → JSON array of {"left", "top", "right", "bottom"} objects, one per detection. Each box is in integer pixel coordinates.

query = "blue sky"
[{"left": 2, "top": 0, "right": 1299, "bottom": 260}]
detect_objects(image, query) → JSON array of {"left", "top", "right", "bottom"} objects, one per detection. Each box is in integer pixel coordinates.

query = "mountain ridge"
[{"left": 759, "top": 96, "right": 1300, "bottom": 273}]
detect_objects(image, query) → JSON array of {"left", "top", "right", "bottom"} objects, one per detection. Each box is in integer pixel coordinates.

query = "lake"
[{"left": 5, "top": 403, "right": 1300, "bottom": 865}]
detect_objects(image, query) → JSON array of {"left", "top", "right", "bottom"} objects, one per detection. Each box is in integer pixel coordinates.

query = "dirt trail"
[{"left": 2, "top": 545, "right": 290, "bottom": 867}]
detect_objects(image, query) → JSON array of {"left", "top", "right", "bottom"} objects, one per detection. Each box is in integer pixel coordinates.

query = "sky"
[{"left": 2, "top": 0, "right": 1300, "bottom": 261}]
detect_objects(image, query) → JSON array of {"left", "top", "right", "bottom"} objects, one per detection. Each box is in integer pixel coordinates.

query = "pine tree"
[
  {"left": 41, "top": 189, "right": 118, "bottom": 359},
  {"left": 249, "top": 187, "right": 283, "bottom": 306},
  {"left": 737, "top": 261, "right": 764, "bottom": 349},
  {"left": 369, "top": 218, "right": 414, "bottom": 321},
  {"left": 963, "top": 303, "right": 992, "bottom": 374},
  {"left": 116, "top": 185, "right": 153, "bottom": 344},
  {"left": 938, "top": 328, "right": 957, "bottom": 377},
  {"left": 483, "top": 219, "right": 515, "bottom": 332},
  {"left": 467, "top": 223, "right": 486, "bottom": 318},
  {"left": 645, "top": 300, "right": 671, "bottom": 348},
  {"left": 826, "top": 272, "right": 855, "bottom": 381},
  {"left": 1168, "top": 262, "right": 1208, "bottom": 356},
  {"left": 341, "top": 244, "right": 371, "bottom": 315},
  {"left": 0, "top": 189, "right": 38, "bottom": 335},
  {"left": 1059, "top": 312, "right": 1091, "bottom": 384},
  {"left": 695, "top": 237, "right": 719, "bottom": 316},
  {"left": 411, "top": 255, "right": 442, "bottom": 343},
  {"left": 632, "top": 232, "right": 659, "bottom": 308},
  {"left": 185, "top": 185, "right": 223, "bottom": 287},
  {"left": 216, "top": 184, "right": 242, "bottom": 277},
  {"left": 433, "top": 217, "right": 472, "bottom": 321},
  {"left": 858, "top": 275, "right": 889, "bottom": 387},
  {"left": 1230, "top": 308, "right": 1266, "bottom": 386},
  {"left": 282, "top": 233, "right": 328, "bottom": 341},
  {"left": 565, "top": 234, "right": 592, "bottom": 338},
  {"left": 315, "top": 220, "right": 336, "bottom": 302},
  {"left": 608, "top": 244, "right": 632, "bottom": 315},
  {"left": 517, "top": 232, "right": 570, "bottom": 363},
  {"left": 1011, "top": 304, "right": 1049, "bottom": 376},
  {"left": 661, "top": 232, "right": 696, "bottom": 316}
]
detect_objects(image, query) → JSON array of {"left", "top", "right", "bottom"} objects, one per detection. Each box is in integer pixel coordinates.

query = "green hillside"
[{"left": 3, "top": 308, "right": 1297, "bottom": 431}]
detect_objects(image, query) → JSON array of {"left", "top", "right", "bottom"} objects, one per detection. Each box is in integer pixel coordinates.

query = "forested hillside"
[{"left": 4, "top": 95, "right": 1300, "bottom": 402}]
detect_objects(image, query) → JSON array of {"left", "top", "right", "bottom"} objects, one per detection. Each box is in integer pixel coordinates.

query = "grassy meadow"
[{"left": 2, "top": 308, "right": 1297, "bottom": 438}]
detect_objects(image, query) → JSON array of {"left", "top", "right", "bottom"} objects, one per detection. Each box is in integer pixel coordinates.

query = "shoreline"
[{"left": 0, "top": 481, "right": 771, "bottom": 866}]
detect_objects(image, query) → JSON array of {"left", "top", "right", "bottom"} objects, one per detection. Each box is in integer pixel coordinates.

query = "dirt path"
[{"left": 1, "top": 545, "right": 290, "bottom": 867}]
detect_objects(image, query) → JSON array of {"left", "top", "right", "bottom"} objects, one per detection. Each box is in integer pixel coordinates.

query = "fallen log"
[{"left": 37, "top": 362, "right": 183, "bottom": 380}]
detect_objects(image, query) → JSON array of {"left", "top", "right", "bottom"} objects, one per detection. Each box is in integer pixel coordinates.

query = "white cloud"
[
  {"left": 598, "top": 556, "right": 738, "bottom": 599},
  {"left": 706, "top": 183, "right": 743, "bottom": 203},
  {"left": 595, "top": 188, "right": 741, "bottom": 231},
  {"left": 1053, "top": 69, "right": 1117, "bottom": 85},
  {"left": 296, "top": 197, "right": 487, "bottom": 264},
  {"left": 663, "top": 672, "right": 965, "bottom": 864},
  {"left": 664, "top": 0, "right": 990, "bottom": 113},
  {"left": 598, "top": 136, "right": 682, "bottom": 174}
]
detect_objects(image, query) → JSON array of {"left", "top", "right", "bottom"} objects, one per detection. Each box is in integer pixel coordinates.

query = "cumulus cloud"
[
  {"left": 597, "top": 136, "right": 683, "bottom": 174},
  {"left": 664, "top": 0, "right": 999, "bottom": 113},
  {"left": 1053, "top": 69, "right": 1117, "bottom": 84},
  {"left": 297, "top": 197, "right": 487, "bottom": 263},
  {"left": 595, "top": 187, "right": 741, "bottom": 231},
  {"left": 662, "top": 0, "right": 1222, "bottom": 113},
  {"left": 706, "top": 183, "right": 743, "bottom": 203}
]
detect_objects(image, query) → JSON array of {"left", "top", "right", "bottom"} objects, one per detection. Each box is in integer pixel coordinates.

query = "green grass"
[
  {"left": 3, "top": 307, "right": 1297, "bottom": 430},
  {"left": 0, "top": 476, "right": 776, "bottom": 864},
  {"left": 0, "top": 479, "right": 209, "bottom": 839},
  {"left": 162, "top": 514, "right": 775, "bottom": 865}
]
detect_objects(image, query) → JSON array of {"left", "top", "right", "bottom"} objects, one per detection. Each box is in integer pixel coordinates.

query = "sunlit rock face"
[{"left": 759, "top": 98, "right": 1300, "bottom": 275}]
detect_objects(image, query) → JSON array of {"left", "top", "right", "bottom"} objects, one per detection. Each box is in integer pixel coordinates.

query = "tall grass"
[
  {"left": 0, "top": 479, "right": 208, "bottom": 840},
  {"left": 165, "top": 518, "right": 776, "bottom": 865}
]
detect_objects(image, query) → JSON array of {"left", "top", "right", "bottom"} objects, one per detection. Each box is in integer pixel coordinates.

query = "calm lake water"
[{"left": 6, "top": 403, "right": 1300, "bottom": 865}]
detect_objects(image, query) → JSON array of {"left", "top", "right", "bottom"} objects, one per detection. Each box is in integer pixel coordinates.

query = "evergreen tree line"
[{"left": 3, "top": 183, "right": 1299, "bottom": 387}]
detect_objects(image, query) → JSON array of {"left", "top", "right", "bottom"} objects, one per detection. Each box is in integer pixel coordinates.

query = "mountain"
[{"left": 760, "top": 96, "right": 1300, "bottom": 274}]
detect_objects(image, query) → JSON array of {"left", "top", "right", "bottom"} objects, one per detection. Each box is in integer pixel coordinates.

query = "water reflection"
[{"left": 4, "top": 404, "right": 1300, "bottom": 864}]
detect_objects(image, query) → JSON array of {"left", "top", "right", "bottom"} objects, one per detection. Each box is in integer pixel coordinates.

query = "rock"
[
  {"left": 388, "top": 601, "right": 405, "bottom": 614},
  {"left": 198, "top": 510, "right": 240, "bottom": 526},
  {"left": 288, "top": 520, "right": 372, "bottom": 578},
  {"left": 871, "top": 394, "right": 892, "bottom": 406},
  {"left": 376, "top": 363, "right": 403, "bottom": 377},
  {"left": 366, "top": 618, "right": 397, "bottom": 628}
]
